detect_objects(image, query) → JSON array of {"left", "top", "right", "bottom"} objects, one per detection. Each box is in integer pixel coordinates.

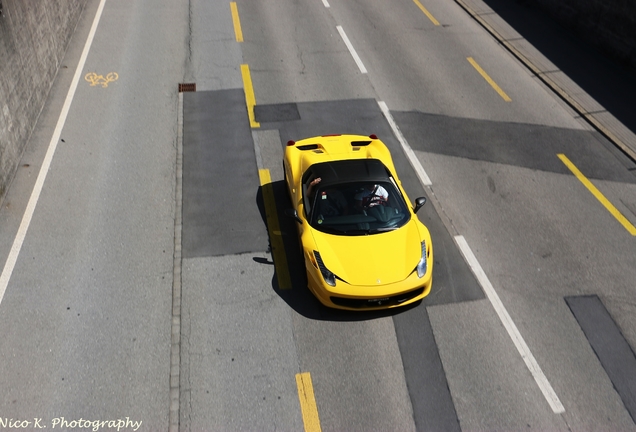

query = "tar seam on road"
[
  {"left": 454, "top": 235, "right": 566, "bottom": 414},
  {"left": 0, "top": 0, "right": 108, "bottom": 306},
  {"left": 169, "top": 91, "right": 184, "bottom": 432},
  {"left": 558, "top": 154, "right": 636, "bottom": 235},
  {"left": 566, "top": 295, "right": 636, "bottom": 423}
]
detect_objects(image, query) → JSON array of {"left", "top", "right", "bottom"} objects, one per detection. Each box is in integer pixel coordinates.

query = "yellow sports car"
[{"left": 283, "top": 134, "right": 433, "bottom": 310}]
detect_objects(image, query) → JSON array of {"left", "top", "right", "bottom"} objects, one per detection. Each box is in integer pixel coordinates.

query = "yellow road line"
[
  {"left": 241, "top": 64, "right": 260, "bottom": 128},
  {"left": 296, "top": 372, "right": 322, "bottom": 432},
  {"left": 558, "top": 154, "right": 636, "bottom": 236},
  {"left": 259, "top": 169, "right": 293, "bottom": 289},
  {"left": 230, "top": 2, "right": 243, "bottom": 42},
  {"left": 467, "top": 57, "right": 512, "bottom": 102},
  {"left": 413, "top": 0, "right": 440, "bottom": 26}
]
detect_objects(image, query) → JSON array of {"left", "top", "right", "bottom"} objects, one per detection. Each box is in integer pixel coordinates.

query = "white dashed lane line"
[
  {"left": 380, "top": 97, "right": 564, "bottom": 413},
  {"left": 378, "top": 101, "right": 433, "bottom": 187},
  {"left": 454, "top": 235, "right": 565, "bottom": 414},
  {"left": 336, "top": 25, "right": 367, "bottom": 74}
]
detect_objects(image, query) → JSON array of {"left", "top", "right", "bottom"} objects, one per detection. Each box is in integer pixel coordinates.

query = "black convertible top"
[{"left": 305, "top": 159, "right": 391, "bottom": 187}]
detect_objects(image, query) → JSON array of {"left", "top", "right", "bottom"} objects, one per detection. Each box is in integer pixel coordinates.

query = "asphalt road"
[{"left": 0, "top": 0, "right": 635, "bottom": 431}]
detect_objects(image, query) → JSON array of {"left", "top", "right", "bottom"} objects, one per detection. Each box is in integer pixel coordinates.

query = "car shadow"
[{"left": 255, "top": 180, "right": 423, "bottom": 322}]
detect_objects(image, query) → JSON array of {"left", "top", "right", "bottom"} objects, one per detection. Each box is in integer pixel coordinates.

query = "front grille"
[{"left": 331, "top": 287, "right": 424, "bottom": 309}]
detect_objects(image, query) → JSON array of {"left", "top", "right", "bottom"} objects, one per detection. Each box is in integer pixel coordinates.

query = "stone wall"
[
  {"left": 530, "top": 0, "right": 636, "bottom": 71},
  {"left": 0, "top": 0, "right": 86, "bottom": 201}
]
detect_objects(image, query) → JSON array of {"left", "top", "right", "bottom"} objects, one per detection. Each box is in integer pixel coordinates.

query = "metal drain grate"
[{"left": 178, "top": 83, "right": 196, "bottom": 92}]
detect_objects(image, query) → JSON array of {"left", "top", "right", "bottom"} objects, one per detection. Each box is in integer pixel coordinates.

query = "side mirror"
[
  {"left": 285, "top": 208, "right": 302, "bottom": 224},
  {"left": 414, "top": 197, "right": 427, "bottom": 214}
]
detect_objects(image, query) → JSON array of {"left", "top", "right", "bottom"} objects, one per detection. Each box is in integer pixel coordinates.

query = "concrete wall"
[
  {"left": 0, "top": 0, "right": 86, "bottom": 201},
  {"left": 530, "top": 0, "right": 636, "bottom": 71}
]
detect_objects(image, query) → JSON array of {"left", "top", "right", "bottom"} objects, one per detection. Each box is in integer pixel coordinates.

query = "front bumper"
[{"left": 306, "top": 264, "right": 432, "bottom": 311}]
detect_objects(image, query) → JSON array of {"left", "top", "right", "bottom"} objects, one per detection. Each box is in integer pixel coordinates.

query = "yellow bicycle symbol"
[{"left": 84, "top": 72, "right": 119, "bottom": 88}]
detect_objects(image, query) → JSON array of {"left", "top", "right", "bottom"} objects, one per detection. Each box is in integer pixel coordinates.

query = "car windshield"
[{"left": 308, "top": 181, "right": 411, "bottom": 235}]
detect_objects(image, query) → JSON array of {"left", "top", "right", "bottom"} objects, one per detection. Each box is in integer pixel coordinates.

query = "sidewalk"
[{"left": 455, "top": 0, "right": 636, "bottom": 163}]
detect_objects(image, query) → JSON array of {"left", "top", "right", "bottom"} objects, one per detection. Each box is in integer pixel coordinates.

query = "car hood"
[{"left": 311, "top": 221, "right": 422, "bottom": 286}]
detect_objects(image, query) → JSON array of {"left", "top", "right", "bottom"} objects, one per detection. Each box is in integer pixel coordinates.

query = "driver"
[{"left": 355, "top": 183, "right": 388, "bottom": 209}]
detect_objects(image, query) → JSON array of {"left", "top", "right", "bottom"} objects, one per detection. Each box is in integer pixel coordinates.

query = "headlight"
[
  {"left": 416, "top": 240, "right": 427, "bottom": 278},
  {"left": 313, "top": 251, "right": 336, "bottom": 286}
]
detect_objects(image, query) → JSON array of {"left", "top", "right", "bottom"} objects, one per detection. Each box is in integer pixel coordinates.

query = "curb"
[{"left": 454, "top": 0, "right": 636, "bottom": 163}]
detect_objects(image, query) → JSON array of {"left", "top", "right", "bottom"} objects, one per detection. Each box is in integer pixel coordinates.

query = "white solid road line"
[
  {"left": 378, "top": 101, "right": 433, "bottom": 187},
  {"left": 454, "top": 235, "right": 566, "bottom": 414},
  {"left": 0, "top": 0, "right": 108, "bottom": 305},
  {"left": 337, "top": 26, "right": 367, "bottom": 74}
]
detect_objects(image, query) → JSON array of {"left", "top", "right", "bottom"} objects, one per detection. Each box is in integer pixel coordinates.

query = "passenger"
[{"left": 307, "top": 177, "right": 348, "bottom": 217}]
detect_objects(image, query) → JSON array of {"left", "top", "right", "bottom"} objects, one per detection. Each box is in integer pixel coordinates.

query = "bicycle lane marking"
[{"left": 0, "top": 0, "right": 108, "bottom": 305}]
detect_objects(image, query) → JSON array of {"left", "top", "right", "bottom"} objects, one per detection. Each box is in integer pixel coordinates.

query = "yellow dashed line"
[
  {"left": 241, "top": 64, "right": 260, "bottom": 128},
  {"left": 413, "top": 0, "right": 440, "bottom": 26},
  {"left": 467, "top": 57, "right": 512, "bottom": 102},
  {"left": 558, "top": 154, "right": 636, "bottom": 236},
  {"left": 230, "top": 2, "right": 243, "bottom": 42},
  {"left": 296, "top": 372, "right": 322, "bottom": 432},
  {"left": 259, "top": 169, "right": 292, "bottom": 289}
]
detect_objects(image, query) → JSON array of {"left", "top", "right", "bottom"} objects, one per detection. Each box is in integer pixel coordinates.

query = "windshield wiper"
[
  {"left": 338, "top": 227, "right": 398, "bottom": 235},
  {"left": 314, "top": 226, "right": 347, "bottom": 234},
  {"left": 369, "top": 227, "right": 398, "bottom": 233},
  {"left": 343, "top": 229, "right": 372, "bottom": 235}
]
